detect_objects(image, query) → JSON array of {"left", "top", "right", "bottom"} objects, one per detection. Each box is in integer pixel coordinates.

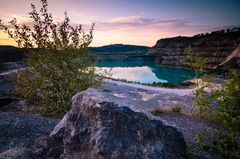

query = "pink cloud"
[
  {"left": 94, "top": 16, "right": 228, "bottom": 33},
  {"left": 88, "top": 16, "right": 238, "bottom": 46},
  {"left": 1, "top": 14, "right": 238, "bottom": 47}
]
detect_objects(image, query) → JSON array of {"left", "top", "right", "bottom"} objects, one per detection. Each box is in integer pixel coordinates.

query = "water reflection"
[
  {"left": 97, "top": 59, "right": 195, "bottom": 84},
  {"left": 98, "top": 66, "right": 168, "bottom": 83}
]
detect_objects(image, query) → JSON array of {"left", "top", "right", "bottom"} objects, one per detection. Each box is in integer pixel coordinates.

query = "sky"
[{"left": 0, "top": 0, "right": 239, "bottom": 47}]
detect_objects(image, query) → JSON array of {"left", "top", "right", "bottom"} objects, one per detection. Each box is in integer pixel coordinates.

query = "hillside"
[
  {"left": 89, "top": 44, "right": 151, "bottom": 60},
  {"left": 89, "top": 44, "right": 149, "bottom": 54},
  {"left": 149, "top": 28, "right": 240, "bottom": 69},
  {"left": 0, "top": 44, "right": 150, "bottom": 61},
  {"left": 0, "top": 44, "right": 151, "bottom": 72}
]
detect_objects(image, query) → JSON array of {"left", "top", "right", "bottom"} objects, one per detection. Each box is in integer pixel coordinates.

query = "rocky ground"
[
  {"left": 0, "top": 94, "right": 221, "bottom": 159},
  {"left": 0, "top": 71, "right": 222, "bottom": 159},
  {"left": 0, "top": 100, "right": 59, "bottom": 159},
  {"left": 159, "top": 113, "right": 222, "bottom": 159},
  {"left": 91, "top": 79, "right": 196, "bottom": 114}
]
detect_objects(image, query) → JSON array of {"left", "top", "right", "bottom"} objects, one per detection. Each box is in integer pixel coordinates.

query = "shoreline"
[{"left": 104, "top": 79, "right": 194, "bottom": 96}]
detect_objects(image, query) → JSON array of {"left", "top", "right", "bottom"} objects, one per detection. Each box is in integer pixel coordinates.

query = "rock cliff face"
[
  {"left": 149, "top": 30, "right": 240, "bottom": 69},
  {"left": 48, "top": 91, "right": 187, "bottom": 159},
  {"left": 213, "top": 44, "right": 240, "bottom": 73}
]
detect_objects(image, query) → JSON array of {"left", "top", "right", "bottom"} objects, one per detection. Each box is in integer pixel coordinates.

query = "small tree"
[
  {"left": 209, "top": 71, "right": 240, "bottom": 159},
  {"left": 181, "top": 46, "right": 211, "bottom": 114},
  {"left": 0, "top": 0, "right": 102, "bottom": 116},
  {"left": 197, "top": 71, "right": 240, "bottom": 159},
  {"left": 182, "top": 47, "right": 240, "bottom": 158},
  {"left": 181, "top": 46, "right": 206, "bottom": 79}
]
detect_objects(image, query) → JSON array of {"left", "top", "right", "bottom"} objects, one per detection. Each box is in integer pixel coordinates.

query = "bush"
[
  {"left": 194, "top": 70, "right": 240, "bottom": 158},
  {"left": 181, "top": 46, "right": 210, "bottom": 114},
  {"left": 0, "top": 0, "right": 102, "bottom": 116},
  {"left": 182, "top": 46, "right": 240, "bottom": 158},
  {"left": 207, "top": 71, "right": 240, "bottom": 159}
]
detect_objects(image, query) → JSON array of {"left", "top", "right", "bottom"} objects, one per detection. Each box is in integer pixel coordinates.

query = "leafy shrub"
[
  {"left": 196, "top": 72, "right": 240, "bottom": 159},
  {"left": 181, "top": 46, "right": 210, "bottom": 114},
  {"left": 192, "top": 77, "right": 214, "bottom": 115},
  {"left": 0, "top": 0, "right": 103, "bottom": 116},
  {"left": 181, "top": 46, "right": 206, "bottom": 78},
  {"left": 182, "top": 45, "right": 240, "bottom": 158},
  {"left": 206, "top": 71, "right": 240, "bottom": 159}
]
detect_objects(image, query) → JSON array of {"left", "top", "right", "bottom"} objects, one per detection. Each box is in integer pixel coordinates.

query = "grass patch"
[
  {"left": 171, "top": 105, "right": 181, "bottom": 113},
  {"left": 152, "top": 106, "right": 164, "bottom": 115}
]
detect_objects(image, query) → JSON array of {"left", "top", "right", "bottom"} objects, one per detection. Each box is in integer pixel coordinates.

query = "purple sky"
[{"left": 0, "top": 0, "right": 239, "bottom": 46}]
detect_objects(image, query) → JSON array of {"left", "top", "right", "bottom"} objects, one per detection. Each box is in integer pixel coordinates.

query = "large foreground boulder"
[{"left": 49, "top": 91, "right": 187, "bottom": 159}]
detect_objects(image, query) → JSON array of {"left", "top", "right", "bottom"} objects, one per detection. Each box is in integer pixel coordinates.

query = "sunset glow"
[{"left": 0, "top": 0, "right": 239, "bottom": 47}]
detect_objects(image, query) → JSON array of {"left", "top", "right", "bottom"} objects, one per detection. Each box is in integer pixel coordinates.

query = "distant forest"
[
  {"left": 156, "top": 27, "right": 240, "bottom": 43},
  {"left": 89, "top": 44, "right": 149, "bottom": 54},
  {"left": 193, "top": 27, "right": 240, "bottom": 37}
]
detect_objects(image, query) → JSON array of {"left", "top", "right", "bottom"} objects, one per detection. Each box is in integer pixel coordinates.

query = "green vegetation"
[
  {"left": 195, "top": 71, "right": 240, "bottom": 159},
  {"left": 0, "top": 0, "right": 102, "bottom": 116},
  {"left": 160, "top": 27, "right": 240, "bottom": 43},
  {"left": 182, "top": 46, "right": 240, "bottom": 159},
  {"left": 151, "top": 81, "right": 178, "bottom": 88},
  {"left": 171, "top": 105, "right": 181, "bottom": 113},
  {"left": 193, "top": 27, "right": 240, "bottom": 38},
  {"left": 181, "top": 46, "right": 209, "bottom": 114},
  {"left": 206, "top": 71, "right": 240, "bottom": 159},
  {"left": 181, "top": 46, "right": 206, "bottom": 80},
  {"left": 152, "top": 106, "right": 164, "bottom": 115},
  {"left": 150, "top": 81, "right": 195, "bottom": 88}
]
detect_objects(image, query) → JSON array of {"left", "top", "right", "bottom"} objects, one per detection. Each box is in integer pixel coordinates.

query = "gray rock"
[
  {"left": 49, "top": 92, "right": 187, "bottom": 159},
  {"left": 0, "top": 68, "right": 27, "bottom": 82},
  {"left": 0, "top": 112, "right": 59, "bottom": 159},
  {"left": 0, "top": 97, "right": 33, "bottom": 113},
  {"left": 0, "top": 68, "right": 28, "bottom": 95}
]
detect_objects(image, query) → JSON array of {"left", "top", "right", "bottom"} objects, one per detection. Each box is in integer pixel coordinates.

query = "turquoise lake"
[{"left": 97, "top": 58, "right": 195, "bottom": 84}]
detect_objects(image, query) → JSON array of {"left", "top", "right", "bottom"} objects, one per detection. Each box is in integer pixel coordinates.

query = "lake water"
[{"left": 97, "top": 58, "right": 195, "bottom": 84}]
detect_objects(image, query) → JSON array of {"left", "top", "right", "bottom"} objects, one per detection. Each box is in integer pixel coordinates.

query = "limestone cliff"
[
  {"left": 213, "top": 44, "right": 240, "bottom": 73},
  {"left": 149, "top": 29, "right": 240, "bottom": 69}
]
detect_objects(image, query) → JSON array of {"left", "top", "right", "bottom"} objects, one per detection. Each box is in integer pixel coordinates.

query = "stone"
[
  {"left": 0, "top": 68, "right": 28, "bottom": 95},
  {"left": 49, "top": 91, "right": 187, "bottom": 159},
  {"left": 0, "top": 68, "right": 27, "bottom": 82},
  {"left": 0, "top": 97, "right": 33, "bottom": 113},
  {"left": 0, "top": 112, "right": 59, "bottom": 159}
]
